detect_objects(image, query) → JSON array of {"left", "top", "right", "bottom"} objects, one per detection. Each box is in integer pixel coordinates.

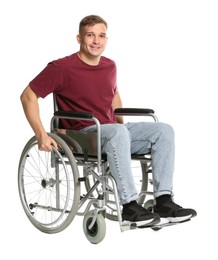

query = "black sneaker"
[
  {"left": 122, "top": 201, "right": 160, "bottom": 227},
  {"left": 154, "top": 197, "right": 197, "bottom": 223}
]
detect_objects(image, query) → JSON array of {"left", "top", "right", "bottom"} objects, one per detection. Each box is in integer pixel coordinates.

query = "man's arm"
[
  {"left": 20, "top": 85, "right": 58, "bottom": 151},
  {"left": 112, "top": 92, "right": 124, "bottom": 124}
]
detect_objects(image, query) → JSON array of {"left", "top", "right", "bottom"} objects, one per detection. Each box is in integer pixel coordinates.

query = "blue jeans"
[{"left": 82, "top": 122, "right": 175, "bottom": 205}]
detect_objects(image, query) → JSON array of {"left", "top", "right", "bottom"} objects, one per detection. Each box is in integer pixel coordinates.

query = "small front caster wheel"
[{"left": 83, "top": 210, "right": 106, "bottom": 244}]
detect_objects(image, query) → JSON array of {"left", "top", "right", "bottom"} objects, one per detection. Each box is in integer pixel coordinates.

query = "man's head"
[{"left": 77, "top": 15, "right": 108, "bottom": 64}]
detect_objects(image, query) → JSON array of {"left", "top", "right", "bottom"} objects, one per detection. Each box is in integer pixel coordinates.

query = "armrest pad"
[
  {"left": 54, "top": 110, "right": 93, "bottom": 119},
  {"left": 114, "top": 108, "right": 155, "bottom": 115}
]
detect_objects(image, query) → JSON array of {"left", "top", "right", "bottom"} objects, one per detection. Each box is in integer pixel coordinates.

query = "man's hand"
[{"left": 38, "top": 135, "right": 58, "bottom": 152}]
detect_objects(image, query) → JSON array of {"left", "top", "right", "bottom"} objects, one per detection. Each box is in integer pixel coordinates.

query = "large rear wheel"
[{"left": 18, "top": 133, "right": 80, "bottom": 233}]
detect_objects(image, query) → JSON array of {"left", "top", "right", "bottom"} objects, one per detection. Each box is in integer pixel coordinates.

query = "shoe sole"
[
  {"left": 163, "top": 214, "right": 192, "bottom": 223},
  {"left": 152, "top": 217, "right": 192, "bottom": 229},
  {"left": 124, "top": 215, "right": 160, "bottom": 228}
]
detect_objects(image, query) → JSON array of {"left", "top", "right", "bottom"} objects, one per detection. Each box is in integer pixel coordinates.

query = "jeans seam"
[{"left": 103, "top": 134, "right": 128, "bottom": 203}]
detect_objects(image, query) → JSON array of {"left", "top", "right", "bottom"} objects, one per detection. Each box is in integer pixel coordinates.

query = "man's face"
[{"left": 77, "top": 23, "right": 108, "bottom": 58}]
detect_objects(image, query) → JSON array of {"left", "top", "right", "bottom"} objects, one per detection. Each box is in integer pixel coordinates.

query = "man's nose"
[{"left": 93, "top": 35, "right": 100, "bottom": 43}]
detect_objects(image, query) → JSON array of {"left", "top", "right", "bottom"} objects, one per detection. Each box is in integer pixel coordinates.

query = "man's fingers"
[
  {"left": 51, "top": 139, "right": 59, "bottom": 149},
  {"left": 38, "top": 137, "right": 58, "bottom": 152}
]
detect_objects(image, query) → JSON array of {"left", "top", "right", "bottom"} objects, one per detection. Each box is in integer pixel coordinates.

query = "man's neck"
[{"left": 77, "top": 52, "right": 100, "bottom": 66}]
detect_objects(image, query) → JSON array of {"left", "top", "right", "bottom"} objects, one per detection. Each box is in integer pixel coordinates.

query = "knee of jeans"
[
  {"left": 158, "top": 122, "right": 175, "bottom": 139},
  {"left": 109, "top": 124, "right": 131, "bottom": 142}
]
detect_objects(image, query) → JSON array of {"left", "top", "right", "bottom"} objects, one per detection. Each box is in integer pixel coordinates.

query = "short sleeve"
[{"left": 29, "top": 62, "right": 64, "bottom": 98}]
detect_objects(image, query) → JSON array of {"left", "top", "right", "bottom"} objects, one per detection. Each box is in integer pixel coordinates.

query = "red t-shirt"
[{"left": 29, "top": 53, "right": 118, "bottom": 130}]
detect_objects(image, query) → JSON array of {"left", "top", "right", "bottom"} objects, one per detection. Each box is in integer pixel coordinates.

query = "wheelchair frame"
[{"left": 18, "top": 97, "right": 158, "bottom": 244}]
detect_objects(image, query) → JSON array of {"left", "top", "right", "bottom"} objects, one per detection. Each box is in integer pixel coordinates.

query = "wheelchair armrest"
[
  {"left": 114, "top": 108, "right": 155, "bottom": 115},
  {"left": 114, "top": 108, "right": 158, "bottom": 122},
  {"left": 54, "top": 110, "right": 93, "bottom": 119}
]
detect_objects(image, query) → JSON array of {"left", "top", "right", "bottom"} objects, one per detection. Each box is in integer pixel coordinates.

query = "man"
[{"left": 20, "top": 14, "right": 196, "bottom": 227}]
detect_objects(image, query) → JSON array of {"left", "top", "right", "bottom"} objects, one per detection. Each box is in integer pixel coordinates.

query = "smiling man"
[{"left": 20, "top": 15, "right": 196, "bottom": 227}]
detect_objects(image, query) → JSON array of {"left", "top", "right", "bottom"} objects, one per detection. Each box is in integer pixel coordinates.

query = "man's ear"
[{"left": 76, "top": 34, "right": 81, "bottom": 44}]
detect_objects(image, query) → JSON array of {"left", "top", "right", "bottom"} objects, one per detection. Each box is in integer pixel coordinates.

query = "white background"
[{"left": 1, "top": 0, "right": 217, "bottom": 259}]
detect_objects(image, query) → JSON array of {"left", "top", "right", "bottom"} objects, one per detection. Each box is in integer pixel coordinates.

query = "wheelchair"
[{"left": 18, "top": 95, "right": 158, "bottom": 244}]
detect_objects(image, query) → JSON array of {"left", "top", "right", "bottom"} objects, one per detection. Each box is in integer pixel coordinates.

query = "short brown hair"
[{"left": 79, "top": 15, "right": 108, "bottom": 35}]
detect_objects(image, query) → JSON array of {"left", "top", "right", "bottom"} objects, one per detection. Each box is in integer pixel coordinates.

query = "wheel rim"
[
  {"left": 86, "top": 218, "right": 98, "bottom": 236},
  {"left": 19, "top": 143, "right": 70, "bottom": 226},
  {"left": 18, "top": 134, "right": 80, "bottom": 233}
]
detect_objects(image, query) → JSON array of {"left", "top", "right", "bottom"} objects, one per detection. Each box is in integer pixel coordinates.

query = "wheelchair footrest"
[
  {"left": 120, "top": 221, "right": 137, "bottom": 231},
  {"left": 121, "top": 218, "right": 158, "bottom": 231}
]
